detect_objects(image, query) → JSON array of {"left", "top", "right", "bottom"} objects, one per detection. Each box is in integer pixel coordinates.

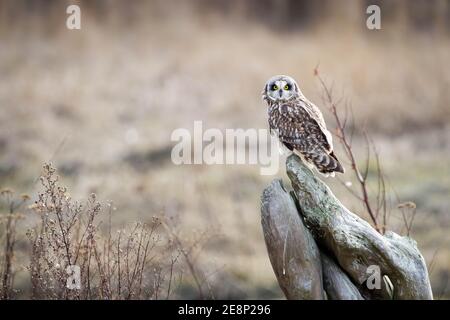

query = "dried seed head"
[
  {"left": 21, "top": 193, "right": 31, "bottom": 200},
  {"left": 0, "top": 188, "right": 13, "bottom": 196}
]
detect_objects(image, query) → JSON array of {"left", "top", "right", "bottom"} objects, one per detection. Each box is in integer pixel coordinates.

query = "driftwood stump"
[{"left": 261, "top": 154, "right": 433, "bottom": 300}]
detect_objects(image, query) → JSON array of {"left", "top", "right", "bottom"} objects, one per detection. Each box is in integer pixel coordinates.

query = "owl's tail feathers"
[
  {"left": 314, "top": 150, "right": 345, "bottom": 175},
  {"left": 328, "top": 151, "right": 345, "bottom": 173}
]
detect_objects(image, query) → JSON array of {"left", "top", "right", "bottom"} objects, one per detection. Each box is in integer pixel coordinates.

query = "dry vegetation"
[
  {"left": 2, "top": 163, "right": 217, "bottom": 299},
  {"left": 0, "top": 1, "right": 449, "bottom": 299}
]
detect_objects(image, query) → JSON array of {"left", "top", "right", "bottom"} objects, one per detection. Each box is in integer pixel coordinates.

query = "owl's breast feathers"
[{"left": 268, "top": 98, "right": 344, "bottom": 176}]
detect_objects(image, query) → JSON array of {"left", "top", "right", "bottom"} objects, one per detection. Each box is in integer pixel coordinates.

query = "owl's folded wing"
[
  {"left": 277, "top": 101, "right": 333, "bottom": 153},
  {"left": 298, "top": 99, "right": 334, "bottom": 152}
]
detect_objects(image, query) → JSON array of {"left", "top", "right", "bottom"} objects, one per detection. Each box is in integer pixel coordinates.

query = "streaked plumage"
[{"left": 262, "top": 75, "right": 344, "bottom": 177}]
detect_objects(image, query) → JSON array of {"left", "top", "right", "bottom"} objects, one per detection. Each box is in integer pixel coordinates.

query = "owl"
[{"left": 262, "top": 75, "right": 344, "bottom": 177}]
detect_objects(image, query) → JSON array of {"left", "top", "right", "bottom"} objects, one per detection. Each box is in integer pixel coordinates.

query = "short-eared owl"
[{"left": 263, "top": 75, "right": 344, "bottom": 177}]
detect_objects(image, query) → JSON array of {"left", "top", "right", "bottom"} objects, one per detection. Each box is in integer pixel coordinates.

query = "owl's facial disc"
[{"left": 264, "top": 76, "right": 298, "bottom": 102}]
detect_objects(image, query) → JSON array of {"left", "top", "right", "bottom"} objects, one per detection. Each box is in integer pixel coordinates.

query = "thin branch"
[
  {"left": 161, "top": 221, "right": 205, "bottom": 299},
  {"left": 315, "top": 68, "right": 380, "bottom": 232}
]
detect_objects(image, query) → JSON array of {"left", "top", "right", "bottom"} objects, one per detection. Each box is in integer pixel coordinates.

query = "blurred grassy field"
[{"left": 0, "top": 1, "right": 449, "bottom": 299}]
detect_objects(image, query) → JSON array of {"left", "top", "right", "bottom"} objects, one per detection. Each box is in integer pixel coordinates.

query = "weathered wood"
[
  {"left": 321, "top": 253, "right": 364, "bottom": 300},
  {"left": 261, "top": 179, "right": 324, "bottom": 299},
  {"left": 285, "top": 154, "right": 433, "bottom": 300},
  {"left": 260, "top": 154, "right": 433, "bottom": 300}
]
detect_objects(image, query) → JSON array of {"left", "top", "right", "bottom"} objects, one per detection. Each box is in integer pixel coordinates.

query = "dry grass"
[
  {"left": 1, "top": 164, "right": 217, "bottom": 299},
  {"left": 27, "top": 163, "right": 168, "bottom": 299},
  {"left": 0, "top": 189, "right": 28, "bottom": 299}
]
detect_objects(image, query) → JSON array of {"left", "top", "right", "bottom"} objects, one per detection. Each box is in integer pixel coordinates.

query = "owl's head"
[{"left": 263, "top": 75, "right": 300, "bottom": 102}]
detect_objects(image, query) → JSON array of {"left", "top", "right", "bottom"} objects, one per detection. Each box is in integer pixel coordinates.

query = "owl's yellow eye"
[
  {"left": 272, "top": 85, "right": 279, "bottom": 91},
  {"left": 284, "top": 84, "right": 290, "bottom": 90}
]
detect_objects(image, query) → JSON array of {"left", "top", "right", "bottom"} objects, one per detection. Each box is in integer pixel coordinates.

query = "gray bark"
[
  {"left": 260, "top": 154, "right": 433, "bottom": 300},
  {"left": 261, "top": 180, "right": 324, "bottom": 299},
  {"left": 321, "top": 253, "right": 364, "bottom": 300}
]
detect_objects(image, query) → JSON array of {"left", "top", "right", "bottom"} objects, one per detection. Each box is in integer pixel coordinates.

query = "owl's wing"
[
  {"left": 276, "top": 101, "right": 333, "bottom": 153},
  {"left": 274, "top": 101, "right": 344, "bottom": 174},
  {"left": 300, "top": 99, "right": 334, "bottom": 151}
]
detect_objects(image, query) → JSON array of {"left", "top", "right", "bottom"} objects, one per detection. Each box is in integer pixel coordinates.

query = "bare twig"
[
  {"left": 315, "top": 69, "right": 380, "bottom": 232},
  {"left": 24, "top": 164, "right": 182, "bottom": 300},
  {"left": 162, "top": 221, "right": 205, "bottom": 299}
]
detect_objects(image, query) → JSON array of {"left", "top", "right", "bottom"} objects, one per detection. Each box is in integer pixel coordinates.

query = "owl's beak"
[{"left": 278, "top": 89, "right": 282, "bottom": 98}]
